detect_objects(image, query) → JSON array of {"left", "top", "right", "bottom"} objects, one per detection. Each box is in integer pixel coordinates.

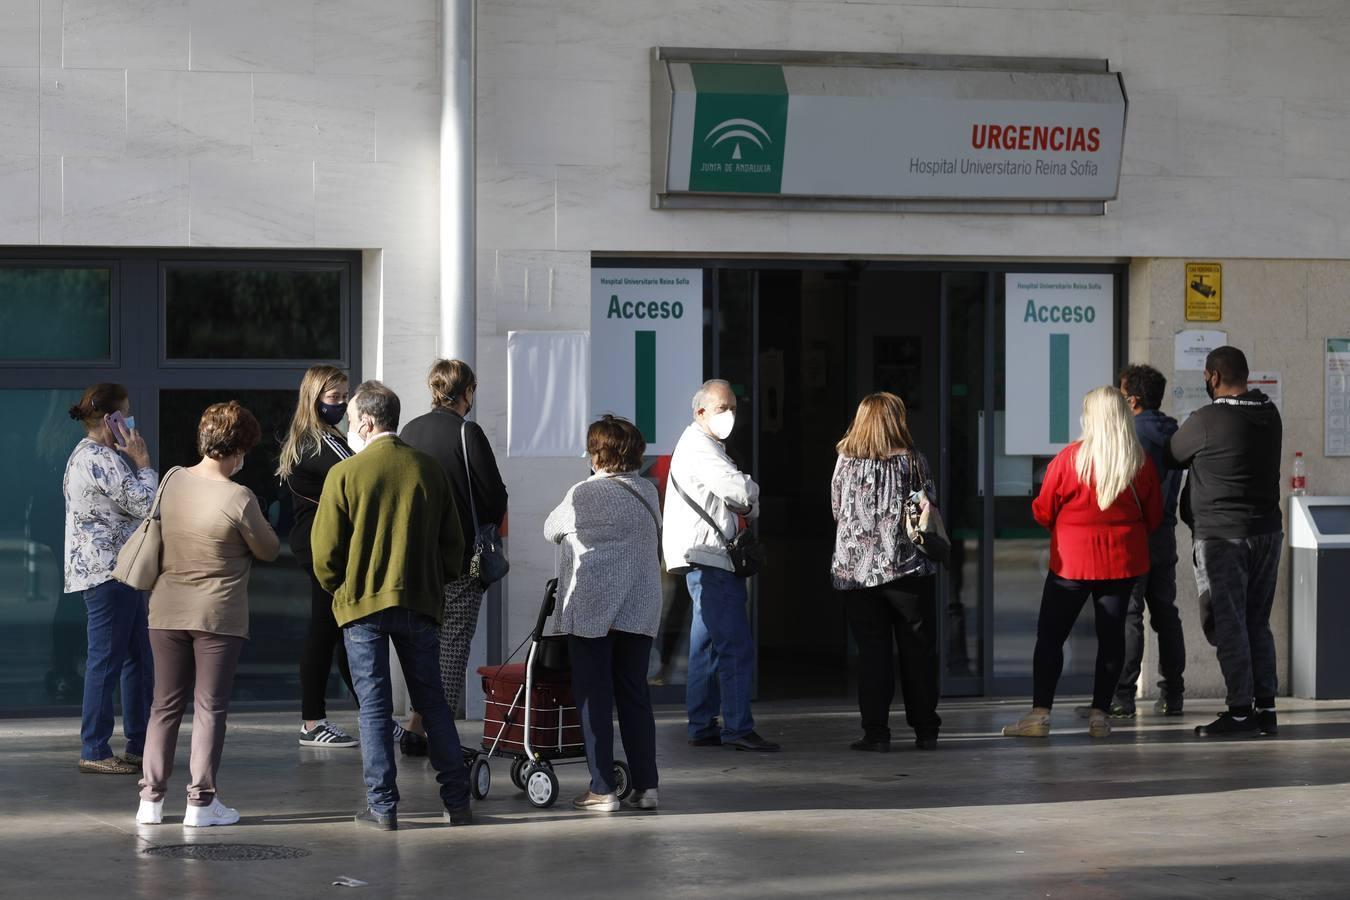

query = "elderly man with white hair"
[{"left": 663, "top": 380, "right": 779, "bottom": 752}]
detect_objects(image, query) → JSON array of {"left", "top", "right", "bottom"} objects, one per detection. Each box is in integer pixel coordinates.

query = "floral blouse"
[
  {"left": 830, "top": 452, "right": 938, "bottom": 590},
  {"left": 63, "top": 439, "right": 159, "bottom": 592}
]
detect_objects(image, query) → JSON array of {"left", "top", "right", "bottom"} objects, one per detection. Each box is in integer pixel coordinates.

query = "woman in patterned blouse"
[
  {"left": 63, "top": 383, "right": 159, "bottom": 775},
  {"left": 831, "top": 392, "right": 941, "bottom": 753}
]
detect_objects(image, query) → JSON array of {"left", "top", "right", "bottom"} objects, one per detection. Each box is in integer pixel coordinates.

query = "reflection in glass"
[
  {"left": 0, "top": 390, "right": 86, "bottom": 706},
  {"left": 165, "top": 268, "right": 342, "bottom": 360},
  {"left": 160, "top": 388, "right": 347, "bottom": 705},
  {"left": 0, "top": 268, "right": 111, "bottom": 361}
]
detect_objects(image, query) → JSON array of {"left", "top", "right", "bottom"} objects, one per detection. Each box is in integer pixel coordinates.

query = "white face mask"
[
  {"left": 707, "top": 410, "right": 736, "bottom": 440},
  {"left": 346, "top": 428, "right": 366, "bottom": 454}
]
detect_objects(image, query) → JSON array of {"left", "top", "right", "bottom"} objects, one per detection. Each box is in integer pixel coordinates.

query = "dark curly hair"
[
  {"left": 587, "top": 415, "right": 646, "bottom": 473},
  {"left": 197, "top": 401, "right": 262, "bottom": 460},
  {"left": 1118, "top": 364, "right": 1167, "bottom": 411}
]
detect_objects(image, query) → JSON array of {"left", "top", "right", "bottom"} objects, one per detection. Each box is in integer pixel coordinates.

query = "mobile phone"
[{"left": 105, "top": 411, "right": 129, "bottom": 440}]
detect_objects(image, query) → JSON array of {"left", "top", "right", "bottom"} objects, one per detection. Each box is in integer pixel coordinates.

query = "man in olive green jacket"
[{"left": 311, "top": 380, "right": 472, "bottom": 830}]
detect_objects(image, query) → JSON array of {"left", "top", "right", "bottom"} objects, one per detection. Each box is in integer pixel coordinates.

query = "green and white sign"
[
  {"left": 658, "top": 58, "right": 1126, "bottom": 205},
  {"left": 1004, "top": 274, "right": 1114, "bottom": 456},
  {"left": 591, "top": 268, "right": 703, "bottom": 455}
]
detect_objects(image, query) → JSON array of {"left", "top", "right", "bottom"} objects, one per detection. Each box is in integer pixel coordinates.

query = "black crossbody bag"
[{"left": 669, "top": 476, "right": 766, "bottom": 578}]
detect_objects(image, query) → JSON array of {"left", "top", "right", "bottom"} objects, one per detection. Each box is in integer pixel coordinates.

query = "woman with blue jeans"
[{"left": 63, "top": 383, "right": 158, "bottom": 775}]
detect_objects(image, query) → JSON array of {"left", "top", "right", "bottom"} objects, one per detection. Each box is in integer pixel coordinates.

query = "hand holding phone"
[{"left": 105, "top": 411, "right": 151, "bottom": 469}]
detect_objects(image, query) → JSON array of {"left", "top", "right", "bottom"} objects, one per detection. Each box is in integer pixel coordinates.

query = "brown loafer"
[{"left": 79, "top": 756, "right": 139, "bottom": 775}]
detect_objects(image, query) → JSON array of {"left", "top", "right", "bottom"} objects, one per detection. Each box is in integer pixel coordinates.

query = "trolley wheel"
[
  {"left": 524, "top": 763, "right": 559, "bottom": 809},
  {"left": 612, "top": 760, "right": 632, "bottom": 801},
  {"left": 510, "top": 757, "right": 528, "bottom": 792},
  {"left": 470, "top": 757, "right": 491, "bottom": 801}
]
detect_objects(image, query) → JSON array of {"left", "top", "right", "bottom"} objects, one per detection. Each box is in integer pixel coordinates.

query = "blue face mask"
[
  {"left": 317, "top": 401, "right": 346, "bottom": 427},
  {"left": 123, "top": 415, "right": 136, "bottom": 432}
]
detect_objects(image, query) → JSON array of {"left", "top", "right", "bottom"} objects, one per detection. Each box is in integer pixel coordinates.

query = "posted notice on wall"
[
  {"left": 591, "top": 268, "right": 703, "bottom": 455},
  {"left": 1326, "top": 339, "right": 1350, "bottom": 457},
  {"left": 506, "top": 331, "right": 589, "bottom": 458},
  {"left": 1004, "top": 274, "right": 1114, "bottom": 456},
  {"left": 1248, "top": 371, "right": 1282, "bottom": 412},
  {"left": 1175, "top": 329, "right": 1227, "bottom": 372}
]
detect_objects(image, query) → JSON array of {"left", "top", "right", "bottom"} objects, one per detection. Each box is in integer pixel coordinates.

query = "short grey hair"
[
  {"left": 351, "top": 380, "right": 401, "bottom": 433},
  {"left": 691, "top": 379, "right": 732, "bottom": 417}
]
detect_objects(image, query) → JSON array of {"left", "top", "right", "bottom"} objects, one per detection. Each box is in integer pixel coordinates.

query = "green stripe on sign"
[
  {"left": 635, "top": 331, "right": 656, "bottom": 442},
  {"left": 1049, "top": 334, "right": 1070, "bottom": 444}
]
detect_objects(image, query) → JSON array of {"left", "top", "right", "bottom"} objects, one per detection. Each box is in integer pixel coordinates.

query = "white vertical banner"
[
  {"left": 506, "top": 331, "right": 589, "bottom": 457},
  {"left": 1004, "top": 274, "right": 1115, "bottom": 456},
  {"left": 591, "top": 268, "right": 704, "bottom": 455}
]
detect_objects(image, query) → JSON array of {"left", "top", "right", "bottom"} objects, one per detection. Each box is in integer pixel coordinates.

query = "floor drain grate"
[{"left": 143, "top": 844, "right": 311, "bottom": 862}]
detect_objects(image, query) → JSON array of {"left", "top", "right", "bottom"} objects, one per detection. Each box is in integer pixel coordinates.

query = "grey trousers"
[
  {"left": 138, "top": 629, "right": 245, "bottom": 806},
  {"left": 1192, "top": 533, "right": 1283, "bottom": 709},
  {"left": 438, "top": 575, "right": 485, "bottom": 718}
]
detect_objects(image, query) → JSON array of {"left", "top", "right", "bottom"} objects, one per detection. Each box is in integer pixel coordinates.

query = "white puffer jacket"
[{"left": 662, "top": 424, "right": 760, "bottom": 574}]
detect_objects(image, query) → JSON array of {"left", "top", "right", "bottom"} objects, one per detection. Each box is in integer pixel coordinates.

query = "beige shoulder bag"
[{"left": 112, "top": 467, "right": 181, "bottom": 591}]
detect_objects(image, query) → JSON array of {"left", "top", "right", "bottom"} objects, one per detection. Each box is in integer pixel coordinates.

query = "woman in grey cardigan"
[{"left": 544, "top": 415, "right": 662, "bottom": 813}]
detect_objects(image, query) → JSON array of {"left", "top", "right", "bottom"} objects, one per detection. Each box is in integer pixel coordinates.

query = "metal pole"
[{"left": 441, "top": 0, "right": 476, "bottom": 367}]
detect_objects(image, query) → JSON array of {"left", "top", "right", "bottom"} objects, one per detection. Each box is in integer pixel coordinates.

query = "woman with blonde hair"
[
  {"left": 1003, "top": 386, "right": 1163, "bottom": 740},
  {"left": 831, "top": 392, "right": 943, "bottom": 752},
  {"left": 279, "top": 364, "right": 360, "bottom": 748}
]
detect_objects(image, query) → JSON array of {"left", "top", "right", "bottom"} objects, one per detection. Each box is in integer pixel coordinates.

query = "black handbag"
[
  {"left": 461, "top": 423, "right": 509, "bottom": 586},
  {"left": 670, "top": 476, "right": 766, "bottom": 578}
]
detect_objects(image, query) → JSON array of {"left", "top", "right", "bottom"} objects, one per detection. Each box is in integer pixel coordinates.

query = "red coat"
[{"left": 1032, "top": 442, "right": 1163, "bottom": 581}]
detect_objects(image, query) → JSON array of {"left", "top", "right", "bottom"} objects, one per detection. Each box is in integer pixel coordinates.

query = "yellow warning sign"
[{"left": 1185, "top": 262, "right": 1222, "bottom": 322}]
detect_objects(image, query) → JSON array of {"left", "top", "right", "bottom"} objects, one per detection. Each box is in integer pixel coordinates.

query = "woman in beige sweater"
[{"left": 135, "top": 401, "right": 279, "bottom": 828}]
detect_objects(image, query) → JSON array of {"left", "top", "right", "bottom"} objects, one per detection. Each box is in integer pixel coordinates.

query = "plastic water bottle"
[{"left": 1291, "top": 452, "right": 1307, "bottom": 495}]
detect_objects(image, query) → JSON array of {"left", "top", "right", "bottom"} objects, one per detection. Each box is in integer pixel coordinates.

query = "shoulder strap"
[
  {"left": 1129, "top": 482, "right": 1143, "bottom": 518},
  {"left": 149, "top": 466, "right": 183, "bottom": 521},
  {"left": 460, "top": 422, "right": 480, "bottom": 530},
  {"left": 669, "top": 475, "right": 733, "bottom": 547},
  {"left": 608, "top": 476, "right": 661, "bottom": 536}
]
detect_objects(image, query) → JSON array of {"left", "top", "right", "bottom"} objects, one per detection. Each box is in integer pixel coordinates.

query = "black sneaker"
[
  {"left": 395, "top": 723, "right": 428, "bottom": 757},
  {"left": 724, "top": 731, "right": 781, "bottom": 752},
  {"left": 1256, "top": 709, "right": 1279, "bottom": 735},
  {"left": 1195, "top": 711, "right": 1259, "bottom": 737},
  {"left": 443, "top": 805, "right": 474, "bottom": 826},
  {"left": 1153, "top": 695, "right": 1184, "bottom": 716},
  {"left": 299, "top": 720, "right": 358, "bottom": 748},
  {"left": 914, "top": 736, "right": 939, "bottom": 751},
  {"left": 1108, "top": 701, "right": 1137, "bottom": 719},
  {"left": 688, "top": 734, "right": 722, "bottom": 747},
  {"left": 850, "top": 738, "right": 891, "bottom": 753},
  {"left": 355, "top": 807, "right": 397, "bottom": 831}
]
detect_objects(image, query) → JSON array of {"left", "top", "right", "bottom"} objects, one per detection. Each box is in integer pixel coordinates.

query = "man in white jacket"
[{"left": 663, "top": 380, "right": 780, "bottom": 752}]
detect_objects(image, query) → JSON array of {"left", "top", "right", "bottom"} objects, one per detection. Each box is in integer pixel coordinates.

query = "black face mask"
[{"left": 317, "top": 401, "right": 346, "bottom": 427}]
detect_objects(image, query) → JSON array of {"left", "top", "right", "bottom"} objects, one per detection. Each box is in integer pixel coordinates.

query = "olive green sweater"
[{"left": 312, "top": 436, "right": 465, "bottom": 628}]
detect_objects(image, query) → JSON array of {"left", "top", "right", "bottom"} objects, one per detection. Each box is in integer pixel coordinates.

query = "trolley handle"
[{"left": 531, "top": 578, "right": 558, "bottom": 643}]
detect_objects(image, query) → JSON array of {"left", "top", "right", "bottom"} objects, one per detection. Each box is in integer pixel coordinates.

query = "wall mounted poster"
[
  {"left": 1327, "top": 339, "right": 1350, "bottom": 457},
  {"left": 1004, "top": 274, "right": 1114, "bottom": 456}
]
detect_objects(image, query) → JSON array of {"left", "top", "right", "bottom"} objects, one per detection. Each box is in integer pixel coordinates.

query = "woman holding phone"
[{"left": 63, "top": 383, "right": 158, "bottom": 774}]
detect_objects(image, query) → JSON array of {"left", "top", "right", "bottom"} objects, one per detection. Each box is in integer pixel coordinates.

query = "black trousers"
[
  {"left": 300, "top": 567, "right": 356, "bottom": 721},
  {"left": 568, "top": 631, "right": 659, "bottom": 794},
  {"left": 1116, "top": 528, "right": 1185, "bottom": 704},
  {"left": 842, "top": 575, "right": 941, "bottom": 742},
  {"left": 1033, "top": 573, "right": 1136, "bottom": 712}
]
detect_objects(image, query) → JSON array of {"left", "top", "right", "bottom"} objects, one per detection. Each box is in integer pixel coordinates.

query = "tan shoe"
[
  {"left": 1002, "top": 710, "right": 1051, "bottom": 738},
  {"left": 120, "top": 752, "right": 143, "bottom": 768},
  {"left": 572, "top": 791, "right": 620, "bottom": 812},
  {"left": 79, "top": 756, "right": 138, "bottom": 775},
  {"left": 1088, "top": 710, "right": 1112, "bottom": 739}
]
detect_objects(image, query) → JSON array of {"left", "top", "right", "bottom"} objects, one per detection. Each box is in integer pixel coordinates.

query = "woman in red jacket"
[{"left": 1003, "top": 386, "right": 1162, "bottom": 740}]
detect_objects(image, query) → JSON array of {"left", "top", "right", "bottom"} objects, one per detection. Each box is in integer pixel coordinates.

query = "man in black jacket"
[{"left": 1167, "top": 346, "right": 1283, "bottom": 737}]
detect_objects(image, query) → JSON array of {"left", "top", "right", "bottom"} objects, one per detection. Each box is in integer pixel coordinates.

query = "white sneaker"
[
  {"left": 183, "top": 798, "right": 240, "bottom": 827},
  {"left": 622, "top": 788, "right": 659, "bottom": 810},
  {"left": 136, "top": 799, "right": 163, "bottom": 824}
]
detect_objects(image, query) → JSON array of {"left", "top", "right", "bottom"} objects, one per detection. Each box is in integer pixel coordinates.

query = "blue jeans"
[
  {"left": 81, "top": 580, "right": 153, "bottom": 760},
  {"left": 343, "top": 607, "right": 470, "bottom": 816},
  {"left": 685, "top": 566, "right": 755, "bottom": 741}
]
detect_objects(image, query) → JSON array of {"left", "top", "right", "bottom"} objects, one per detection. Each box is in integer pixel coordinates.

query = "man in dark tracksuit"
[
  {"left": 1166, "top": 346, "right": 1283, "bottom": 738},
  {"left": 1111, "top": 365, "right": 1186, "bottom": 717}
]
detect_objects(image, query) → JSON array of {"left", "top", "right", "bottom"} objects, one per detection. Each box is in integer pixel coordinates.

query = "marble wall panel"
[
  {"left": 477, "top": 164, "right": 557, "bottom": 251},
  {"left": 0, "top": 0, "right": 40, "bottom": 68},
  {"left": 314, "top": 161, "right": 435, "bottom": 247},
  {"left": 0, "top": 156, "right": 40, "bottom": 242},
  {"left": 39, "top": 67, "right": 125, "bottom": 157},
  {"left": 1283, "top": 100, "right": 1350, "bottom": 181},
  {"left": 478, "top": 78, "right": 614, "bottom": 168},
  {"left": 0, "top": 68, "right": 38, "bottom": 157},
  {"left": 56, "top": 157, "right": 189, "bottom": 244},
  {"left": 1177, "top": 95, "right": 1285, "bottom": 178},
  {"left": 253, "top": 74, "right": 378, "bottom": 163},
  {"left": 63, "top": 0, "right": 188, "bottom": 70},
  {"left": 476, "top": 0, "right": 558, "bottom": 82},
  {"left": 188, "top": 160, "right": 316, "bottom": 246},
  {"left": 38, "top": 0, "right": 60, "bottom": 68},
  {"left": 188, "top": 0, "right": 315, "bottom": 73},
  {"left": 1229, "top": 16, "right": 1350, "bottom": 102},
  {"left": 314, "top": 0, "right": 438, "bottom": 76},
  {"left": 1120, "top": 91, "right": 1179, "bottom": 178},
  {"left": 127, "top": 70, "right": 252, "bottom": 159}
]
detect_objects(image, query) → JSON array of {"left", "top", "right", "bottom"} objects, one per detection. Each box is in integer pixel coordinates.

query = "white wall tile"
[
  {"left": 57, "top": 157, "right": 189, "bottom": 244},
  {"left": 39, "top": 67, "right": 126, "bottom": 157},
  {"left": 0, "top": 68, "right": 38, "bottom": 157},
  {"left": 1283, "top": 99, "right": 1350, "bottom": 181},
  {"left": 63, "top": 0, "right": 188, "bottom": 70},
  {"left": 314, "top": 0, "right": 438, "bottom": 76},
  {"left": 253, "top": 74, "right": 377, "bottom": 162},
  {"left": 38, "top": 0, "right": 60, "bottom": 67},
  {"left": 189, "top": 159, "right": 315, "bottom": 246},
  {"left": 1176, "top": 95, "right": 1284, "bottom": 178},
  {"left": 476, "top": 0, "right": 557, "bottom": 82},
  {"left": 479, "top": 78, "right": 614, "bottom": 168},
  {"left": 315, "top": 161, "right": 434, "bottom": 247},
  {"left": 0, "top": 0, "right": 40, "bottom": 68},
  {"left": 478, "top": 164, "right": 557, "bottom": 251},
  {"left": 1121, "top": 91, "right": 1178, "bottom": 177},
  {"left": 188, "top": 0, "right": 314, "bottom": 73},
  {"left": 127, "top": 70, "right": 252, "bottom": 159},
  {"left": 38, "top": 155, "right": 60, "bottom": 242},
  {"left": 0, "top": 156, "right": 40, "bottom": 242}
]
